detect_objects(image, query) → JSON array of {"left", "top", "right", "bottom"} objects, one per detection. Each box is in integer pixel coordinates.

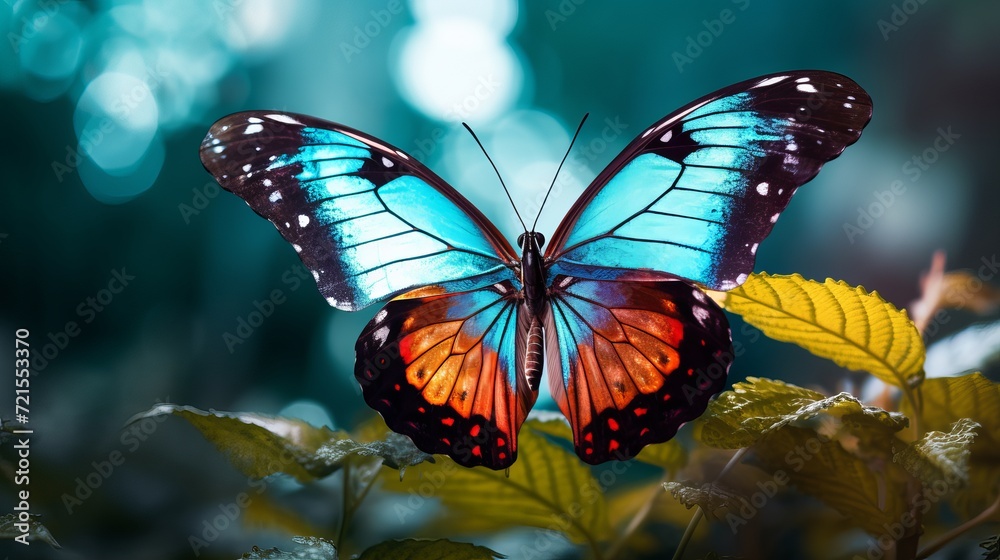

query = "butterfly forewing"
[
  {"left": 200, "top": 112, "right": 518, "bottom": 311},
  {"left": 545, "top": 277, "right": 731, "bottom": 463},
  {"left": 546, "top": 70, "right": 873, "bottom": 291}
]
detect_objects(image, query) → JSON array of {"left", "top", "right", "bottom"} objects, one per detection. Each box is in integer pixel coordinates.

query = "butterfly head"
[{"left": 517, "top": 232, "right": 545, "bottom": 251}]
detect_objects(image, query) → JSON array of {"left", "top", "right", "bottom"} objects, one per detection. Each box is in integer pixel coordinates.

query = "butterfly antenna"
[
  {"left": 462, "top": 122, "right": 529, "bottom": 234},
  {"left": 531, "top": 113, "right": 589, "bottom": 231}
]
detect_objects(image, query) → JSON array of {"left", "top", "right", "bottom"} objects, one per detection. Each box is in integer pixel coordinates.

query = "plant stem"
[
  {"left": 671, "top": 508, "right": 704, "bottom": 560},
  {"left": 337, "top": 462, "right": 352, "bottom": 555},
  {"left": 671, "top": 448, "right": 750, "bottom": 560},
  {"left": 916, "top": 492, "right": 1000, "bottom": 559}
]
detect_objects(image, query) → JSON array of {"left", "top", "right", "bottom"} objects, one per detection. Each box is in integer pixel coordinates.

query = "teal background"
[{"left": 1, "top": 1, "right": 999, "bottom": 558}]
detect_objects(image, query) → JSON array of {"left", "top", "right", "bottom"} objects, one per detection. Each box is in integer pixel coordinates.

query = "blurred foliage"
[{"left": 3, "top": 1, "right": 1000, "bottom": 559}]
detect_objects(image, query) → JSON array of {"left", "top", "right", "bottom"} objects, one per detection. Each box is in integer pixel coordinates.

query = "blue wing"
[
  {"left": 201, "top": 112, "right": 518, "bottom": 311},
  {"left": 546, "top": 71, "right": 873, "bottom": 290}
]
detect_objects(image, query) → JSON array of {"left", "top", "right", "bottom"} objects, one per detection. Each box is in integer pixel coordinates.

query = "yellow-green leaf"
[
  {"left": 904, "top": 373, "right": 1000, "bottom": 458},
  {"left": 358, "top": 539, "right": 505, "bottom": 559},
  {"left": 893, "top": 418, "right": 978, "bottom": 489},
  {"left": 902, "top": 374, "right": 1000, "bottom": 515},
  {"left": 129, "top": 404, "right": 346, "bottom": 481},
  {"left": 696, "top": 377, "right": 908, "bottom": 449},
  {"left": 241, "top": 536, "right": 338, "bottom": 559},
  {"left": 529, "top": 411, "right": 687, "bottom": 471},
  {"left": 634, "top": 440, "right": 688, "bottom": 472},
  {"left": 713, "top": 273, "right": 925, "bottom": 387},
  {"left": 752, "top": 426, "right": 910, "bottom": 535},
  {"left": 380, "top": 420, "right": 610, "bottom": 547},
  {"left": 0, "top": 513, "right": 60, "bottom": 548}
]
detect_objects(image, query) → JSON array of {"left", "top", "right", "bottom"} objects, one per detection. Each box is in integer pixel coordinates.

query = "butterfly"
[{"left": 201, "top": 70, "right": 872, "bottom": 470}]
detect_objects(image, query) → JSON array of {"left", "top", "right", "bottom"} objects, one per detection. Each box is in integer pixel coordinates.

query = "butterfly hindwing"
[
  {"left": 200, "top": 112, "right": 518, "bottom": 311},
  {"left": 546, "top": 70, "right": 873, "bottom": 290},
  {"left": 355, "top": 281, "right": 537, "bottom": 469},
  {"left": 545, "top": 277, "right": 731, "bottom": 464}
]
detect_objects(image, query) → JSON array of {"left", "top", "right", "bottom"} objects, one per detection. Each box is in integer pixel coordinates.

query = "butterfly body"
[{"left": 201, "top": 70, "right": 872, "bottom": 469}]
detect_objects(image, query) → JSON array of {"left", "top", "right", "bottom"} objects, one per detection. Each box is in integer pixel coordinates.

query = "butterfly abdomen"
[{"left": 525, "top": 317, "right": 543, "bottom": 391}]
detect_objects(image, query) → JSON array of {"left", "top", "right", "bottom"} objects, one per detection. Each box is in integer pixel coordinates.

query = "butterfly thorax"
[{"left": 518, "top": 232, "right": 548, "bottom": 316}]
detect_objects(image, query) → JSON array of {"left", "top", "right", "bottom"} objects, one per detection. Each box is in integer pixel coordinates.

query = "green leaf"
[
  {"left": 981, "top": 535, "right": 1000, "bottom": 560},
  {"left": 752, "top": 426, "right": 910, "bottom": 535},
  {"left": 0, "top": 513, "right": 60, "bottom": 548},
  {"left": 663, "top": 481, "right": 746, "bottom": 519},
  {"left": 904, "top": 373, "right": 1000, "bottom": 458},
  {"left": 634, "top": 440, "right": 687, "bottom": 472},
  {"left": 902, "top": 373, "right": 1000, "bottom": 516},
  {"left": 696, "top": 377, "right": 908, "bottom": 449},
  {"left": 131, "top": 404, "right": 434, "bottom": 482},
  {"left": 241, "top": 536, "right": 338, "bottom": 559},
  {"left": 358, "top": 538, "right": 505, "bottom": 559},
  {"left": 315, "top": 432, "right": 433, "bottom": 478},
  {"left": 893, "top": 418, "right": 978, "bottom": 489},
  {"left": 129, "top": 404, "right": 346, "bottom": 481},
  {"left": 712, "top": 273, "right": 925, "bottom": 387},
  {"left": 380, "top": 419, "right": 611, "bottom": 547}
]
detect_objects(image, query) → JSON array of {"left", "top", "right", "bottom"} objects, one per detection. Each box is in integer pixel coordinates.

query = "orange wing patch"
[{"left": 546, "top": 276, "right": 732, "bottom": 464}]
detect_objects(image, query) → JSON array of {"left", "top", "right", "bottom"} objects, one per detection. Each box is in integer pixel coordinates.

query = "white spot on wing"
[
  {"left": 660, "top": 129, "right": 673, "bottom": 143},
  {"left": 247, "top": 117, "right": 263, "bottom": 124},
  {"left": 737, "top": 273, "right": 748, "bottom": 284},
  {"left": 844, "top": 102, "right": 853, "bottom": 108},
  {"left": 692, "top": 306, "right": 711, "bottom": 327},
  {"left": 796, "top": 83, "right": 818, "bottom": 93},
  {"left": 756, "top": 182, "right": 769, "bottom": 195},
  {"left": 312, "top": 270, "right": 320, "bottom": 281},
  {"left": 292, "top": 244, "right": 302, "bottom": 253},
  {"left": 263, "top": 179, "right": 272, "bottom": 187},
  {"left": 268, "top": 191, "right": 282, "bottom": 202},
  {"left": 373, "top": 326, "right": 389, "bottom": 345},
  {"left": 795, "top": 77, "right": 810, "bottom": 83},
  {"left": 692, "top": 289, "right": 707, "bottom": 303},
  {"left": 381, "top": 156, "right": 394, "bottom": 167},
  {"left": 212, "top": 146, "right": 224, "bottom": 153},
  {"left": 266, "top": 114, "right": 303, "bottom": 125},
  {"left": 298, "top": 214, "right": 310, "bottom": 227},
  {"left": 756, "top": 75, "right": 788, "bottom": 87},
  {"left": 242, "top": 164, "right": 252, "bottom": 172},
  {"left": 375, "top": 309, "right": 388, "bottom": 323},
  {"left": 770, "top": 213, "right": 780, "bottom": 223},
  {"left": 326, "top": 297, "right": 338, "bottom": 306},
  {"left": 245, "top": 123, "right": 263, "bottom": 134},
  {"left": 751, "top": 243, "right": 759, "bottom": 254}
]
